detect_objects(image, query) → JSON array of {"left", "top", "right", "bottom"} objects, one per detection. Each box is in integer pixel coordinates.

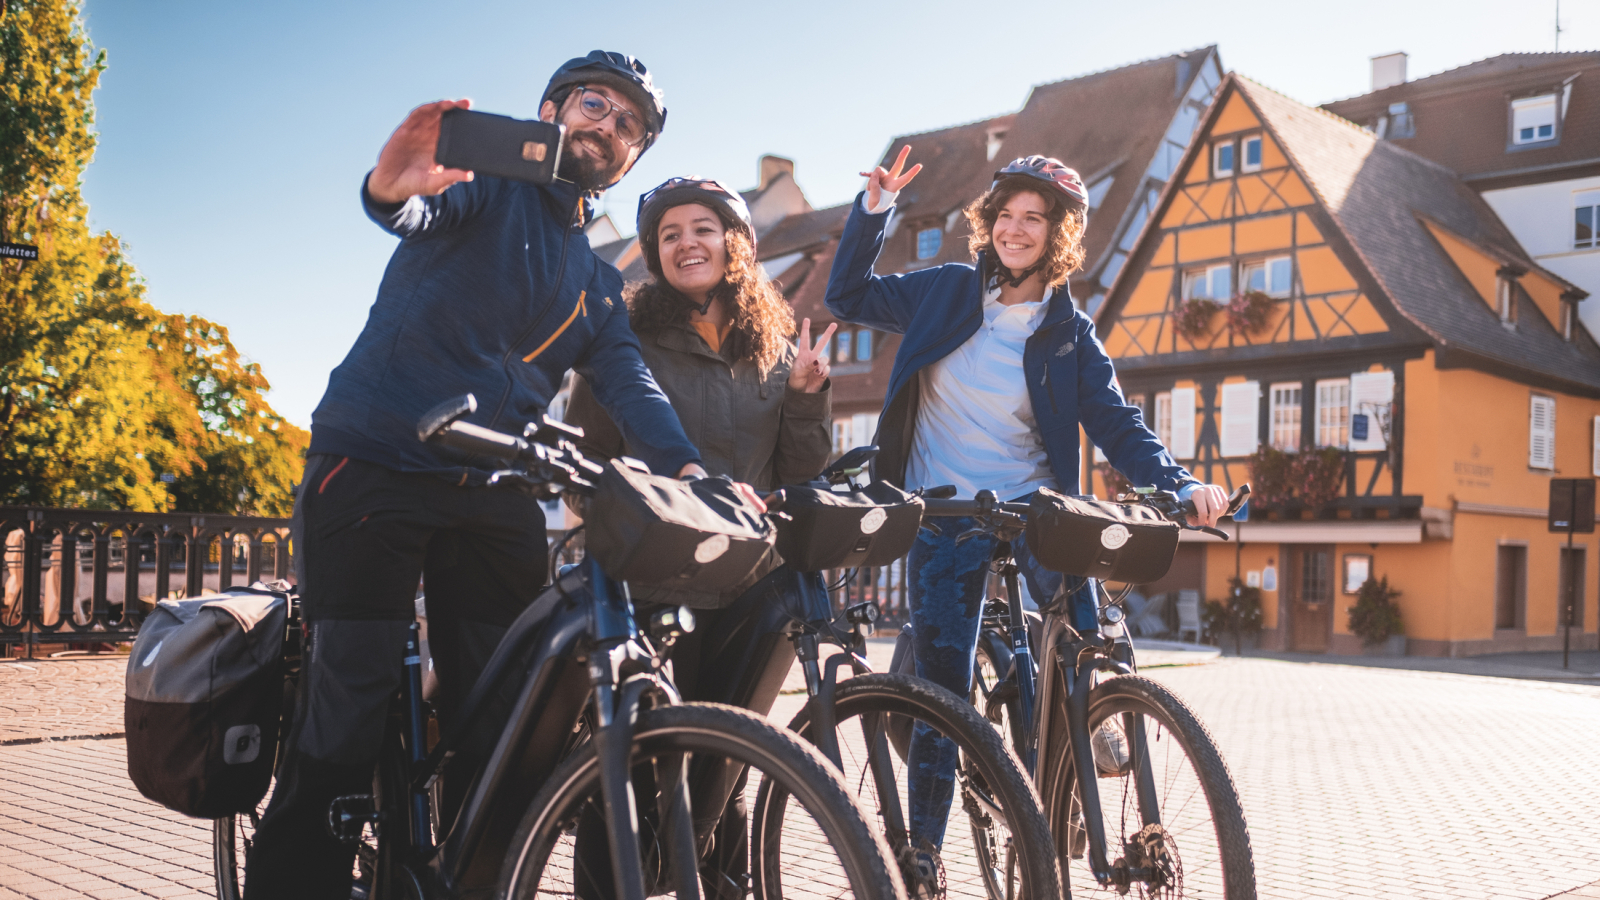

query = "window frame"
[
  {"left": 1530, "top": 393, "right": 1556, "bottom": 471},
  {"left": 1575, "top": 190, "right": 1598, "bottom": 251},
  {"left": 1183, "top": 264, "right": 1232, "bottom": 301},
  {"left": 1155, "top": 391, "right": 1173, "bottom": 450},
  {"left": 1213, "top": 141, "right": 1235, "bottom": 178},
  {"left": 854, "top": 328, "right": 873, "bottom": 362},
  {"left": 1269, "top": 382, "right": 1303, "bottom": 452},
  {"left": 1315, "top": 378, "right": 1350, "bottom": 449},
  {"left": 1242, "top": 255, "right": 1292, "bottom": 299},
  {"left": 1240, "top": 135, "right": 1263, "bottom": 173},
  {"left": 916, "top": 226, "right": 943, "bottom": 261},
  {"left": 1510, "top": 93, "right": 1559, "bottom": 146}
]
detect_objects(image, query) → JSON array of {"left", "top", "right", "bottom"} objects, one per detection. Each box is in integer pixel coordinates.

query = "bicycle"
[
  {"left": 213, "top": 395, "right": 906, "bottom": 900},
  {"left": 921, "top": 486, "right": 1256, "bottom": 899},
  {"left": 659, "top": 446, "right": 1061, "bottom": 900}
]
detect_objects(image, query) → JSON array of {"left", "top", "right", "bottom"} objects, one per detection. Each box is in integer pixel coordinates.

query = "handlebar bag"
[
  {"left": 587, "top": 461, "right": 776, "bottom": 595},
  {"left": 124, "top": 586, "right": 290, "bottom": 819},
  {"left": 1026, "top": 488, "right": 1180, "bottom": 584},
  {"left": 773, "top": 482, "right": 924, "bottom": 572}
]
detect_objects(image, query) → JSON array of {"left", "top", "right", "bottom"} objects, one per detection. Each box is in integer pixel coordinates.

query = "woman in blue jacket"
[{"left": 824, "top": 149, "right": 1228, "bottom": 886}]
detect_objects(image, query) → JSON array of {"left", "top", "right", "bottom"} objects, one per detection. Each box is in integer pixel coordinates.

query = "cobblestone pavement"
[{"left": 5, "top": 654, "right": 1600, "bottom": 899}]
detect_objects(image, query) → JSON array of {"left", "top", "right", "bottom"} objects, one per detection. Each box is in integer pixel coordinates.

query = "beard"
[{"left": 556, "top": 128, "right": 621, "bottom": 191}]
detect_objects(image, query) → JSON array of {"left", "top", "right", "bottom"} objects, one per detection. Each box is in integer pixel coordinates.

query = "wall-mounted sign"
[
  {"left": 1343, "top": 553, "right": 1373, "bottom": 593},
  {"left": 1262, "top": 565, "right": 1277, "bottom": 592},
  {"left": 1351, "top": 414, "right": 1369, "bottom": 442},
  {"left": 0, "top": 242, "right": 39, "bottom": 261},
  {"left": 1246, "top": 570, "right": 1261, "bottom": 588}
]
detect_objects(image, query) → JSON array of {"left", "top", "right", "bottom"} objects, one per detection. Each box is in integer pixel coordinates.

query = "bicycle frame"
[
  {"left": 385, "top": 551, "right": 696, "bottom": 900},
  {"left": 975, "top": 544, "right": 1165, "bottom": 891}
]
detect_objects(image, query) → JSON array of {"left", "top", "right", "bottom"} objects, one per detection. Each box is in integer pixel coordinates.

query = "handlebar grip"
[
  {"left": 435, "top": 421, "right": 527, "bottom": 461},
  {"left": 922, "top": 484, "right": 958, "bottom": 500}
]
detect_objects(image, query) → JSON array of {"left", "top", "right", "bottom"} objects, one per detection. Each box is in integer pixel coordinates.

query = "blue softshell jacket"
[
  {"left": 824, "top": 195, "right": 1196, "bottom": 497},
  {"left": 310, "top": 174, "right": 700, "bottom": 484}
]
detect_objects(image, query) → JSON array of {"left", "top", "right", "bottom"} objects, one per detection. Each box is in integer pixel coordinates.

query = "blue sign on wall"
[{"left": 1351, "top": 413, "right": 1369, "bottom": 442}]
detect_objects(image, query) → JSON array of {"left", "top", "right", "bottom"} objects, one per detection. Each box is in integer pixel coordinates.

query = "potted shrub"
[
  {"left": 1348, "top": 575, "right": 1404, "bottom": 655},
  {"left": 1226, "top": 290, "right": 1276, "bottom": 338},
  {"left": 1172, "top": 298, "right": 1221, "bottom": 342},
  {"left": 1292, "top": 447, "right": 1347, "bottom": 509},
  {"left": 1246, "top": 447, "right": 1295, "bottom": 508},
  {"left": 1202, "top": 578, "right": 1264, "bottom": 655}
]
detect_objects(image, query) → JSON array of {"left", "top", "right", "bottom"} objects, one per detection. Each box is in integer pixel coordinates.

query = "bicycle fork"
[{"left": 1056, "top": 643, "right": 1163, "bottom": 888}]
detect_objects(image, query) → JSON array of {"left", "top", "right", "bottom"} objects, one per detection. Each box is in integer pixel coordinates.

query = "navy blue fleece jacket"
[{"left": 310, "top": 173, "right": 700, "bottom": 483}]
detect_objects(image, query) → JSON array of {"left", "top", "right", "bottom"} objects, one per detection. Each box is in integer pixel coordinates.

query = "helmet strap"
[{"left": 988, "top": 256, "right": 1045, "bottom": 290}]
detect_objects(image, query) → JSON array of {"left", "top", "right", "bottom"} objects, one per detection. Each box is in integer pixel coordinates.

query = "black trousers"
[
  {"left": 574, "top": 567, "right": 805, "bottom": 900},
  {"left": 244, "top": 455, "right": 547, "bottom": 900}
]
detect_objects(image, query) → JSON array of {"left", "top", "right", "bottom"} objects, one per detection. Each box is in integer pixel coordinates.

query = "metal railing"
[{"left": 1, "top": 506, "right": 293, "bottom": 657}]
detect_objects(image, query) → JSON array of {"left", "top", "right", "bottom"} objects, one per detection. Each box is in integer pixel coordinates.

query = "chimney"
[
  {"left": 1370, "top": 52, "right": 1408, "bottom": 92},
  {"left": 758, "top": 155, "right": 794, "bottom": 191}
]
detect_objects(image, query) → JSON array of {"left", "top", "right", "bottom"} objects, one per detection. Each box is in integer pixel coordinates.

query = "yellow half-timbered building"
[{"left": 1093, "top": 74, "right": 1600, "bottom": 656}]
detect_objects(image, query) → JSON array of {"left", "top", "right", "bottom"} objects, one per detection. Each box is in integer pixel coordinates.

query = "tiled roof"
[
  {"left": 1237, "top": 75, "right": 1600, "bottom": 393},
  {"left": 758, "top": 203, "right": 850, "bottom": 260},
  {"left": 1321, "top": 52, "right": 1600, "bottom": 179},
  {"left": 866, "top": 47, "right": 1220, "bottom": 280}
]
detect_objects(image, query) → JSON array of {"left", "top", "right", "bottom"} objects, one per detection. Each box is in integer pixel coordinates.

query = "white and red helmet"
[{"left": 992, "top": 156, "right": 1088, "bottom": 212}]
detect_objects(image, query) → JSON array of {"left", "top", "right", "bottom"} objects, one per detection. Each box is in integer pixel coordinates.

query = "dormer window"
[
  {"left": 1213, "top": 142, "right": 1235, "bottom": 178},
  {"left": 1496, "top": 268, "right": 1519, "bottom": 327},
  {"left": 1241, "top": 136, "right": 1263, "bottom": 173},
  {"left": 916, "top": 227, "right": 942, "bottom": 260},
  {"left": 1385, "top": 102, "right": 1415, "bottom": 139},
  {"left": 1511, "top": 94, "right": 1558, "bottom": 145},
  {"left": 986, "top": 127, "right": 1008, "bottom": 162}
]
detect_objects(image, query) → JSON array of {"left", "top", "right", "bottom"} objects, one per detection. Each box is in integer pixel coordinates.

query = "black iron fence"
[{"left": 1, "top": 506, "right": 293, "bottom": 657}]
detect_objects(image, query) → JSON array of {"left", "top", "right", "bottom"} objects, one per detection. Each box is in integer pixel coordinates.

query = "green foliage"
[
  {"left": 1171, "top": 298, "right": 1220, "bottom": 341},
  {"left": 1202, "top": 577, "right": 1264, "bottom": 644},
  {"left": 0, "top": 0, "right": 306, "bottom": 515},
  {"left": 1225, "top": 290, "right": 1275, "bottom": 336},
  {"left": 1246, "top": 445, "right": 1347, "bottom": 510},
  {"left": 1348, "top": 575, "right": 1403, "bottom": 646}
]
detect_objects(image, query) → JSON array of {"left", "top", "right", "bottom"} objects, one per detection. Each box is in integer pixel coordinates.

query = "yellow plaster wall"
[
  {"left": 1235, "top": 214, "right": 1293, "bottom": 254},
  {"left": 1212, "top": 92, "right": 1261, "bottom": 135},
  {"left": 1125, "top": 269, "right": 1172, "bottom": 316},
  {"left": 1423, "top": 222, "right": 1498, "bottom": 311},
  {"left": 1177, "top": 223, "right": 1230, "bottom": 263},
  {"left": 1522, "top": 271, "right": 1567, "bottom": 330},
  {"left": 1259, "top": 133, "right": 1288, "bottom": 170}
]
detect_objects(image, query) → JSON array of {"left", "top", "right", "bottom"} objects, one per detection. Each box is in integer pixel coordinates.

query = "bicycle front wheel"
[
  {"left": 497, "top": 702, "right": 903, "bottom": 900},
  {"left": 1053, "top": 675, "right": 1255, "bottom": 900},
  {"left": 761, "top": 673, "right": 1059, "bottom": 900}
]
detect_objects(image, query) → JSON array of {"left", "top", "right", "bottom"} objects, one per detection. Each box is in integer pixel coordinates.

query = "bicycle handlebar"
[
  {"left": 416, "top": 393, "right": 602, "bottom": 496},
  {"left": 917, "top": 483, "right": 1252, "bottom": 541}
]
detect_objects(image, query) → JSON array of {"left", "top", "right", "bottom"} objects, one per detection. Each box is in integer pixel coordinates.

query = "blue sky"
[{"left": 79, "top": 0, "right": 1598, "bottom": 428}]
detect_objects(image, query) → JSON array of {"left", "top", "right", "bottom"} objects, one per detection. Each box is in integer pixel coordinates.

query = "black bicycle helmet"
[
  {"left": 542, "top": 50, "right": 667, "bottom": 150},
  {"left": 637, "top": 177, "right": 753, "bottom": 245},
  {"left": 636, "top": 177, "right": 753, "bottom": 314},
  {"left": 991, "top": 155, "right": 1088, "bottom": 212}
]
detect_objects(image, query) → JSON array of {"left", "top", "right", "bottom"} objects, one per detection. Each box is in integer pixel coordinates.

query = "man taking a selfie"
[{"left": 244, "top": 51, "right": 707, "bottom": 898}]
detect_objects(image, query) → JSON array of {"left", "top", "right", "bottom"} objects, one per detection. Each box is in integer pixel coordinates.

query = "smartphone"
[{"left": 435, "top": 108, "right": 565, "bottom": 186}]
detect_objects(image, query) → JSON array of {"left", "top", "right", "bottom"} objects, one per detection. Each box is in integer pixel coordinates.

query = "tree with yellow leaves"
[{"left": 0, "top": 0, "right": 306, "bottom": 515}]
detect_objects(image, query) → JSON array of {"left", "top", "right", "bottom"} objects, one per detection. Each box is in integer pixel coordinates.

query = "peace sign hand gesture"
[
  {"left": 788, "top": 318, "right": 838, "bottom": 393},
  {"left": 860, "top": 145, "right": 923, "bottom": 213}
]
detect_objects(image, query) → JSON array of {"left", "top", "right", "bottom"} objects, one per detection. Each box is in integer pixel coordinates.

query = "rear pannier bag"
[
  {"left": 1026, "top": 488, "right": 1180, "bottom": 584},
  {"left": 586, "top": 461, "right": 776, "bottom": 594},
  {"left": 774, "top": 482, "right": 924, "bottom": 572},
  {"left": 125, "top": 587, "right": 289, "bottom": 819}
]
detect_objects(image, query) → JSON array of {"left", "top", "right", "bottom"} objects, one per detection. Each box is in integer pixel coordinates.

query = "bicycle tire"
[
  {"left": 497, "top": 701, "right": 905, "bottom": 900},
  {"left": 213, "top": 732, "right": 415, "bottom": 900},
  {"left": 760, "top": 673, "right": 1059, "bottom": 900},
  {"left": 1050, "top": 675, "right": 1255, "bottom": 900}
]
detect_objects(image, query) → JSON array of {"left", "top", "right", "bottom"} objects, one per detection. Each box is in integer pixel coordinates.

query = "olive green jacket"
[{"left": 564, "top": 320, "right": 832, "bottom": 606}]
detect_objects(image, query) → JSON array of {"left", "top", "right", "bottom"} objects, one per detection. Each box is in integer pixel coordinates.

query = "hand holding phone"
[
  {"left": 435, "top": 109, "right": 565, "bottom": 186},
  {"left": 368, "top": 99, "right": 477, "bottom": 205}
]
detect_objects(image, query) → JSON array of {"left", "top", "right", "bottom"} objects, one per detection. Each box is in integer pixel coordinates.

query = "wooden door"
[{"left": 1285, "top": 544, "right": 1333, "bottom": 652}]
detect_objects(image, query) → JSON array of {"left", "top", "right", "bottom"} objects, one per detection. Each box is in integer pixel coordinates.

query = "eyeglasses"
[{"left": 574, "top": 87, "right": 649, "bottom": 147}]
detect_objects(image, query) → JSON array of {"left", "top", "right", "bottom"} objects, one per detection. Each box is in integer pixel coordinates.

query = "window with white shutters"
[
  {"left": 1348, "top": 370, "right": 1395, "bottom": 452},
  {"left": 1316, "top": 379, "right": 1350, "bottom": 449},
  {"left": 1168, "top": 388, "right": 1196, "bottom": 460},
  {"left": 1269, "top": 383, "right": 1302, "bottom": 451},
  {"left": 1155, "top": 392, "right": 1173, "bottom": 450},
  {"left": 1219, "top": 381, "right": 1262, "bottom": 458},
  {"left": 1529, "top": 395, "right": 1556, "bottom": 470},
  {"left": 1592, "top": 416, "right": 1600, "bottom": 477}
]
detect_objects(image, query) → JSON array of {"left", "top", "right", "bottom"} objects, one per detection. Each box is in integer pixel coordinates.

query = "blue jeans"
[{"left": 905, "top": 512, "right": 1098, "bottom": 850}]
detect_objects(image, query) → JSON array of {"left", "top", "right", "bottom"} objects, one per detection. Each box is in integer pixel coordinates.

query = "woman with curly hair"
[
  {"left": 563, "top": 177, "right": 834, "bottom": 900},
  {"left": 824, "top": 148, "right": 1229, "bottom": 894}
]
